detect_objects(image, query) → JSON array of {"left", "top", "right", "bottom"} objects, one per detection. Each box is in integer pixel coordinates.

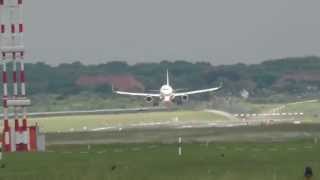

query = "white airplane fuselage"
[{"left": 159, "top": 84, "right": 174, "bottom": 103}]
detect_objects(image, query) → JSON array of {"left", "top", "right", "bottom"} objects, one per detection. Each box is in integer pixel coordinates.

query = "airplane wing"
[
  {"left": 115, "top": 91, "right": 161, "bottom": 97},
  {"left": 174, "top": 88, "right": 188, "bottom": 92},
  {"left": 145, "top": 90, "right": 160, "bottom": 92},
  {"left": 174, "top": 85, "right": 222, "bottom": 96}
]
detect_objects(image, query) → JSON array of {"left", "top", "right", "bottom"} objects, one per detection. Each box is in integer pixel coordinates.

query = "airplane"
[{"left": 115, "top": 70, "right": 222, "bottom": 105}]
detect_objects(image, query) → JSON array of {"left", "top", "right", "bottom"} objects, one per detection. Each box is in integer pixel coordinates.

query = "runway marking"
[
  {"left": 288, "top": 147, "right": 297, "bottom": 151},
  {"left": 148, "top": 145, "right": 158, "bottom": 149},
  {"left": 304, "top": 146, "right": 313, "bottom": 149},
  {"left": 46, "top": 150, "right": 55, "bottom": 153},
  {"left": 97, "top": 150, "right": 107, "bottom": 154},
  {"left": 114, "top": 149, "right": 124, "bottom": 153},
  {"left": 217, "top": 146, "right": 226, "bottom": 150},
  {"left": 80, "top": 151, "right": 89, "bottom": 154},
  {"left": 179, "top": 125, "right": 194, "bottom": 129},
  {"left": 62, "top": 151, "right": 72, "bottom": 154},
  {"left": 235, "top": 112, "right": 304, "bottom": 117},
  {"left": 268, "top": 148, "right": 278, "bottom": 151},
  {"left": 91, "top": 127, "right": 116, "bottom": 132},
  {"left": 132, "top": 147, "right": 141, "bottom": 151},
  {"left": 303, "top": 133, "right": 311, "bottom": 136}
]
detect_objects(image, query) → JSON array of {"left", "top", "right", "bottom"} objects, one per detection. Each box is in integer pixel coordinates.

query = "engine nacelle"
[
  {"left": 145, "top": 96, "right": 153, "bottom": 103},
  {"left": 181, "top": 95, "right": 189, "bottom": 102}
]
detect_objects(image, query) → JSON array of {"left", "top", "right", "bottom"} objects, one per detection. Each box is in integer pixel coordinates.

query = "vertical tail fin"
[{"left": 166, "top": 69, "right": 170, "bottom": 86}]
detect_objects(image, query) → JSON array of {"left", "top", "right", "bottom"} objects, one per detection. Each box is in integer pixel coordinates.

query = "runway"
[
  {"left": 79, "top": 109, "right": 305, "bottom": 132},
  {"left": 46, "top": 123, "right": 320, "bottom": 145}
]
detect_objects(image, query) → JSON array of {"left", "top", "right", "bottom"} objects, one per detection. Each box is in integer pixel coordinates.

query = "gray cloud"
[{"left": 24, "top": 0, "right": 320, "bottom": 65}]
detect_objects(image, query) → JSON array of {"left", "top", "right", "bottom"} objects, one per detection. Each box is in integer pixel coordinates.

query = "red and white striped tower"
[
  {"left": 2, "top": 56, "right": 11, "bottom": 152},
  {"left": 0, "top": 0, "right": 30, "bottom": 152},
  {"left": 18, "top": 0, "right": 27, "bottom": 132},
  {"left": 13, "top": 52, "right": 20, "bottom": 151},
  {"left": 1, "top": 0, "right": 12, "bottom": 152},
  {"left": 20, "top": 53, "right": 29, "bottom": 151}
]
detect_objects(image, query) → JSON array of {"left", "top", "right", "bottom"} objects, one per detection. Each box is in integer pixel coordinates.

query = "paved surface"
[{"left": 46, "top": 123, "right": 320, "bottom": 145}]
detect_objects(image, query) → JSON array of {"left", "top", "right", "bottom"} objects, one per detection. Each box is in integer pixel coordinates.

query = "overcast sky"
[{"left": 24, "top": 0, "right": 320, "bottom": 65}]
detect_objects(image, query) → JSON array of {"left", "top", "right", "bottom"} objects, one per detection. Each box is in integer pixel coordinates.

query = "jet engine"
[
  {"left": 181, "top": 95, "right": 189, "bottom": 102},
  {"left": 145, "top": 96, "right": 153, "bottom": 103}
]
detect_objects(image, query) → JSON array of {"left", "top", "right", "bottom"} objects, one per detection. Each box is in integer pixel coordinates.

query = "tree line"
[{"left": 2, "top": 56, "right": 320, "bottom": 102}]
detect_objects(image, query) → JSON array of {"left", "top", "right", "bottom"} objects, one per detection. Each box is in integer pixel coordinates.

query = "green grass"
[
  {"left": 0, "top": 140, "right": 319, "bottom": 180},
  {"left": 279, "top": 100, "right": 320, "bottom": 122},
  {"left": 237, "top": 101, "right": 281, "bottom": 113},
  {"left": 29, "top": 111, "right": 229, "bottom": 133}
]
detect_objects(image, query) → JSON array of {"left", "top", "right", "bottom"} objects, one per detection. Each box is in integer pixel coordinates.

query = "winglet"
[
  {"left": 219, "top": 81, "right": 223, "bottom": 88},
  {"left": 111, "top": 84, "right": 115, "bottom": 92}
]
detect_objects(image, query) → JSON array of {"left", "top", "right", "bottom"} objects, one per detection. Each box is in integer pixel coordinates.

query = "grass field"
[
  {"left": 28, "top": 110, "right": 229, "bottom": 133},
  {"left": 0, "top": 140, "right": 319, "bottom": 180},
  {"left": 278, "top": 100, "right": 320, "bottom": 122}
]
